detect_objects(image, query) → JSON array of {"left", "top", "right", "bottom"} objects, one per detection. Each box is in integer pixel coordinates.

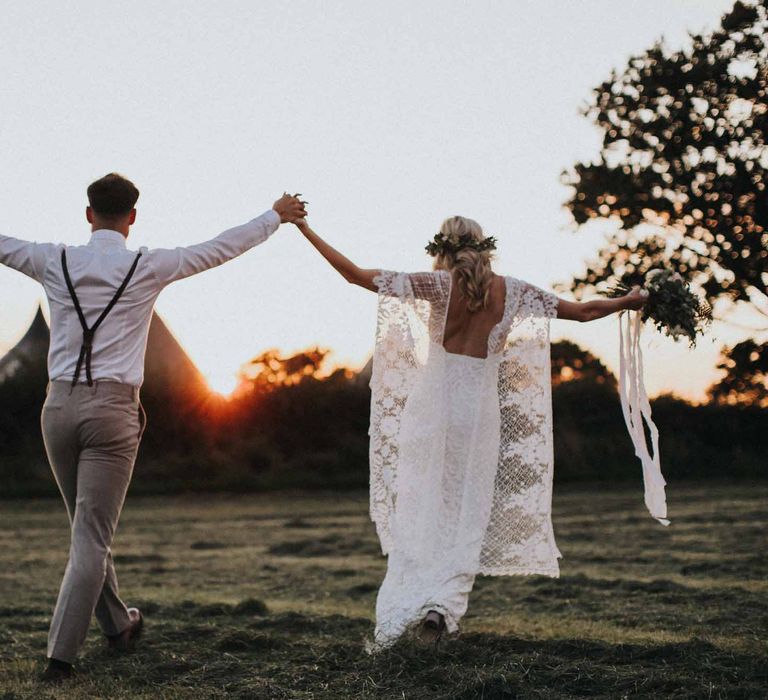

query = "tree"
[
  {"left": 550, "top": 340, "right": 617, "bottom": 388},
  {"left": 562, "top": 0, "right": 768, "bottom": 325},
  {"left": 235, "top": 347, "right": 329, "bottom": 394},
  {"left": 707, "top": 339, "right": 768, "bottom": 406}
]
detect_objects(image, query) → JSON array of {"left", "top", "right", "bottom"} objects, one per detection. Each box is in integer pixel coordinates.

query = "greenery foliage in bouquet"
[{"left": 607, "top": 269, "right": 712, "bottom": 346}]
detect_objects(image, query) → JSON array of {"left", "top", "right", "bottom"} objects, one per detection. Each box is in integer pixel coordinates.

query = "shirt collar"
[{"left": 89, "top": 229, "right": 128, "bottom": 248}]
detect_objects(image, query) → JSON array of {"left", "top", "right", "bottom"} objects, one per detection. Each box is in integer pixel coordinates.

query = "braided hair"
[{"left": 430, "top": 216, "right": 495, "bottom": 312}]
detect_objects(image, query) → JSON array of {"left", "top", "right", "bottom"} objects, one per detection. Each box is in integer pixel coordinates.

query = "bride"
[{"left": 294, "top": 214, "right": 646, "bottom": 648}]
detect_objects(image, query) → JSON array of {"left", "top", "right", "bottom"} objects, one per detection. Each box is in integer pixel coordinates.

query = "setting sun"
[{"left": 204, "top": 368, "right": 239, "bottom": 397}]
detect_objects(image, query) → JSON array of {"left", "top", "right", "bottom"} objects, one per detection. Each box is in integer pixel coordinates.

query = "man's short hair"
[{"left": 87, "top": 173, "right": 139, "bottom": 218}]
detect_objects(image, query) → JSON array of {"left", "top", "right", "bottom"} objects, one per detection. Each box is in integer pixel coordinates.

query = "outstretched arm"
[
  {"left": 150, "top": 193, "right": 306, "bottom": 286},
  {"left": 556, "top": 288, "right": 647, "bottom": 322},
  {"left": 294, "top": 219, "right": 380, "bottom": 292},
  {"left": 0, "top": 235, "right": 58, "bottom": 282}
]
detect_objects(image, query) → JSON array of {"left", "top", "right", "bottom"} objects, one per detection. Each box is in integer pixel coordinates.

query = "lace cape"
[{"left": 369, "top": 270, "right": 562, "bottom": 578}]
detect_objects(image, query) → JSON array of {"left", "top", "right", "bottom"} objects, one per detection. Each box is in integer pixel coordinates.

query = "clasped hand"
[{"left": 273, "top": 193, "right": 308, "bottom": 224}]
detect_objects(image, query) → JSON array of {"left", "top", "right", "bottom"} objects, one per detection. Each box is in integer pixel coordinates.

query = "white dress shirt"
[{"left": 0, "top": 209, "right": 280, "bottom": 387}]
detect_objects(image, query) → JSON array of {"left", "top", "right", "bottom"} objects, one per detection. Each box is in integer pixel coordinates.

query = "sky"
[{"left": 0, "top": 0, "right": 752, "bottom": 397}]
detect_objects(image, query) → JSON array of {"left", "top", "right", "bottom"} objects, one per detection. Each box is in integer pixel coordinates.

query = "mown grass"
[{"left": 0, "top": 483, "right": 766, "bottom": 699}]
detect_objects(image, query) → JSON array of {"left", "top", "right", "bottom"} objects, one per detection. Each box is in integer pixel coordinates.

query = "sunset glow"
[{"left": 205, "top": 369, "right": 240, "bottom": 398}]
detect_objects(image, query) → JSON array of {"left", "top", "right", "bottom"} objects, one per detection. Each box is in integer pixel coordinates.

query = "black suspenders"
[{"left": 60, "top": 249, "right": 143, "bottom": 387}]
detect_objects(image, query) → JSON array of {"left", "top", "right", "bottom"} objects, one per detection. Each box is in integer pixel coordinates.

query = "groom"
[{"left": 0, "top": 173, "right": 306, "bottom": 682}]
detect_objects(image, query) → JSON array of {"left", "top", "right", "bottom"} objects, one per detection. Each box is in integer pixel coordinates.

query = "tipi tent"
[
  {"left": 0, "top": 305, "right": 221, "bottom": 495},
  {"left": 0, "top": 307, "right": 49, "bottom": 383},
  {"left": 0, "top": 305, "right": 210, "bottom": 398}
]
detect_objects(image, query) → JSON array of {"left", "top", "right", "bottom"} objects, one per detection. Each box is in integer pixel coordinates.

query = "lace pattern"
[
  {"left": 369, "top": 270, "right": 451, "bottom": 554},
  {"left": 369, "top": 271, "right": 560, "bottom": 647},
  {"left": 480, "top": 280, "right": 560, "bottom": 576}
]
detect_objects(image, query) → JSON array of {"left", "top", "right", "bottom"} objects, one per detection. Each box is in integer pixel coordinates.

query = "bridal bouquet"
[
  {"left": 606, "top": 269, "right": 712, "bottom": 345},
  {"left": 602, "top": 268, "right": 711, "bottom": 528}
]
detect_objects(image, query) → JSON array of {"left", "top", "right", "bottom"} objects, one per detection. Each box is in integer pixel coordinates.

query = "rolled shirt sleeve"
[
  {"left": 0, "top": 235, "right": 59, "bottom": 282},
  {"left": 147, "top": 209, "right": 281, "bottom": 286}
]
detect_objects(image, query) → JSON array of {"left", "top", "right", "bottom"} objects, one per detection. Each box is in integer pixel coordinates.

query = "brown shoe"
[
  {"left": 40, "top": 658, "right": 73, "bottom": 683},
  {"left": 106, "top": 607, "right": 144, "bottom": 651}
]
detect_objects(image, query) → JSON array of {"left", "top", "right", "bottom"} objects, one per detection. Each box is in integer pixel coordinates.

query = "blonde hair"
[{"left": 432, "top": 216, "right": 495, "bottom": 312}]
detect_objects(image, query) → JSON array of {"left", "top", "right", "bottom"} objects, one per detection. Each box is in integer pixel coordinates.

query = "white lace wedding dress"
[{"left": 369, "top": 270, "right": 561, "bottom": 648}]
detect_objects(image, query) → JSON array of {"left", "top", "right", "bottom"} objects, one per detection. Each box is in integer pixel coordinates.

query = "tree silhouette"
[
  {"left": 708, "top": 339, "right": 768, "bottom": 406},
  {"left": 236, "top": 347, "right": 329, "bottom": 393},
  {"left": 563, "top": 0, "right": 768, "bottom": 326},
  {"left": 550, "top": 340, "right": 617, "bottom": 388}
]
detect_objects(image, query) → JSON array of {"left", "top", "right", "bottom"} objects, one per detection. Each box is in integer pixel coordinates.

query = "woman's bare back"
[{"left": 442, "top": 273, "right": 506, "bottom": 358}]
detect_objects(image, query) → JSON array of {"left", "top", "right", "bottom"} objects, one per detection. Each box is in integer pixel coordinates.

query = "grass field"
[{"left": 0, "top": 482, "right": 766, "bottom": 699}]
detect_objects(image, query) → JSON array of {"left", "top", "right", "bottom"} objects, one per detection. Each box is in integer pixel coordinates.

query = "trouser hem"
[{"left": 46, "top": 646, "right": 77, "bottom": 665}]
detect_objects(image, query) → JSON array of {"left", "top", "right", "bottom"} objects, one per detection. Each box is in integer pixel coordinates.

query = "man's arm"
[
  {"left": 0, "top": 235, "right": 58, "bottom": 282},
  {"left": 149, "top": 194, "right": 306, "bottom": 286}
]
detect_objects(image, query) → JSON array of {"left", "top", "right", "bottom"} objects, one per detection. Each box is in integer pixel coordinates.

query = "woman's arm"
[
  {"left": 557, "top": 288, "right": 647, "bottom": 322},
  {"left": 294, "top": 219, "right": 380, "bottom": 292}
]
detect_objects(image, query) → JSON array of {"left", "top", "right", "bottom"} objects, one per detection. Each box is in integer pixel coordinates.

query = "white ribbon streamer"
[{"left": 618, "top": 311, "right": 670, "bottom": 526}]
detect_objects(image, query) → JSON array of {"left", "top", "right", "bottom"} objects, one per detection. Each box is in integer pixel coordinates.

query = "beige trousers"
[{"left": 41, "top": 380, "right": 145, "bottom": 664}]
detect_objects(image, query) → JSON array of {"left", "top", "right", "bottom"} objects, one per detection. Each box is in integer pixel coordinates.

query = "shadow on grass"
[
  {"left": 31, "top": 602, "right": 760, "bottom": 700},
  {"left": 267, "top": 532, "right": 381, "bottom": 558}
]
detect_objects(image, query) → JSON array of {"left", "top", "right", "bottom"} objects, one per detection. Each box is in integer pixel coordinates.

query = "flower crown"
[{"left": 425, "top": 231, "right": 498, "bottom": 257}]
